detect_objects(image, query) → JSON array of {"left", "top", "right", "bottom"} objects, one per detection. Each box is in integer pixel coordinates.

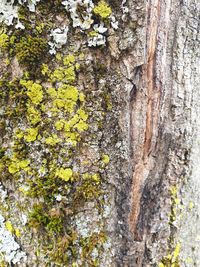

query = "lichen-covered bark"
[{"left": 0, "top": 0, "right": 199, "bottom": 266}]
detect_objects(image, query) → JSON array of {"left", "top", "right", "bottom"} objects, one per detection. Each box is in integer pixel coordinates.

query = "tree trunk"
[{"left": 0, "top": 0, "right": 199, "bottom": 266}]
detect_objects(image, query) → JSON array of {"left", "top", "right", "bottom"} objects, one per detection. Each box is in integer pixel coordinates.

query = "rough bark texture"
[{"left": 0, "top": 0, "right": 199, "bottom": 266}]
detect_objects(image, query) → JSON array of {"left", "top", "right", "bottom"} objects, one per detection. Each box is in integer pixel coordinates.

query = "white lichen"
[
  {"left": 88, "top": 23, "right": 107, "bottom": 47},
  {"left": 21, "top": 214, "right": 28, "bottom": 226},
  {"left": 0, "top": 183, "right": 7, "bottom": 202},
  {"left": 55, "top": 194, "right": 62, "bottom": 201},
  {"left": 62, "top": 0, "right": 94, "bottom": 30},
  {"left": 110, "top": 15, "right": 119, "bottom": 30},
  {"left": 0, "top": 214, "right": 26, "bottom": 264},
  {"left": 121, "top": 0, "right": 129, "bottom": 20},
  {"left": 0, "top": 0, "right": 41, "bottom": 29},
  {"left": 0, "top": 0, "right": 19, "bottom": 27},
  {"left": 18, "top": 0, "right": 41, "bottom": 12},
  {"left": 48, "top": 26, "right": 69, "bottom": 54}
]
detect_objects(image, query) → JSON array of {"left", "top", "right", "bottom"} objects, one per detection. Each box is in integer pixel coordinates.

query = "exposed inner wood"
[{"left": 129, "top": 0, "right": 161, "bottom": 239}]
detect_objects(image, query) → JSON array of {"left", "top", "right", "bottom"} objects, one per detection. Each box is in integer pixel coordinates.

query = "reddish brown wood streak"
[{"left": 129, "top": 0, "right": 161, "bottom": 239}]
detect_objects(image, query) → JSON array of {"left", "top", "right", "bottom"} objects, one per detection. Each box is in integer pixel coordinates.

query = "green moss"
[
  {"left": 93, "top": 0, "right": 112, "bottom": 19},
  {"left": 105, "top": 94, "right": 112, "bottom": 110},
  {"left": 36, "top": 23, "right": 45, "bottom": 34},
  {"left": 15, "top": 36, "right": 47, "bottom": 67},
  {"left": 83, "top": 173, "right": 100, "bottom": 184},
  {"left": 28, "top": 204, "right": 48, "bottom": 229},
  {"left": 75, "top": 174, "right": 102, "bottom": 201},
  {"left": 80, "top": 231, "right": 107, "bottom": 266}
]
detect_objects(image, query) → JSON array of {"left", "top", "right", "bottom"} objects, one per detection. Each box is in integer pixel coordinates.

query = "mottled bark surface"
[{"left": 0, "top": 0, "right": 199, "bottom": 266}]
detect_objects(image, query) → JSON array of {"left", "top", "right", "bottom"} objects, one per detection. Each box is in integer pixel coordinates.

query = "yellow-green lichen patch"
[
  {"left": 8, "top": 159, "right": 30, "bottom": 174},
  {"left": 169, "top": 186, "right": 181, "bottom": 225},
  {"left": 20, "top": 80, "right": 43, "bottom": 105},
  {"left": 57, "top": 85, "right": 79, "bottom": 102},
  {"left": 63, "top": 54, "right": 75, "bottom": 66},
  {"left": 0, "top": 33, "right": 9, "bottom": 49},
  {"left": 56, "top": 168, "right": 73, "bottom": 182},
  {"left": 24, "top": 128, "right": 38, "bottom": 142},
  {"left": 51, "top": 66, "right": 76, "bottom": 83},
  {"left": 27, "top": 106, "right": 41, "bottom": 125},
  {"left": 45, "top": 134, "right": 61, "bottom": 146},
  {"left": 5, "top": 221, "right": 14, "bottom": 233},
  {"left": 41, "top": 64, "right": 49, "bottom": 76},
  {"left": 102, "top": 154, "right": 110, "bottom": 165},
  {"left": 55, "top": 120, "right": 65, "bottom": 130},
  {"left": 158, "top": 242, "right": 181, "bottom": 267},
  {"left": 93, "top": 0, "right": 112, "bottom": 19}
]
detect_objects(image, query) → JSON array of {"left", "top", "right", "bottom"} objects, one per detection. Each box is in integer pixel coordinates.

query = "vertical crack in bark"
[{"left": 129, "top": 0, "right": 161, "bottom": 240}]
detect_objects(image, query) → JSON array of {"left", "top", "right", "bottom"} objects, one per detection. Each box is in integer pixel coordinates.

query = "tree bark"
[{"left": 0, "top": 0, "right": 199, "bottom": 266}]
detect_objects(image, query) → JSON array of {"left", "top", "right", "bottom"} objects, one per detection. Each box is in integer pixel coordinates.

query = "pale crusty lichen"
[{"left": 0, "top": 214, "right": 26, "bottom": 264}]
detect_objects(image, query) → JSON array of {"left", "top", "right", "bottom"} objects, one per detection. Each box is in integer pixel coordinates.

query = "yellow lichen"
[
  {"left": 189, "top": 201, "right": 194, "bottom": 210},
  {"left": 45, "top": 134, "right": 61, "bottom": 146},
  {"left": 79, "top": 92, "right": 85, "bottom": 102},
  {"left": 65, "top": 132, "right": 80, "bottom": 146},
  {"left": 158, "top": 242, "right": 181, "bottom": 267},
  {"left": 77, "top": 109, "right": 88, "bottom": 121},
  {"left": 93, "top": 0, "right": 112, "bottom": 19},
  {"left": 41, "top": 64, "right": 49, "bottom": 76},
  {"left": 8, "top": 163, "right": 20, "bottom": 174},
  {"left": 24, "top": 128, "right": 38, "bottom": 142},
  {"left": 51, "top": 66, "right": 76, "bottom": 83},
  {"left": 5, "top": 221, "right": 14, "bottom": 233},
  {"left": 15, "top": 228, "right": 21, "bottom": 237},
  {"left": 0, "top": 33, "right": 9, "bottom": 49},
  {"left": 15, "top": 128, "right": 24, "bottom": 139},
  {"left": 47, "top": 87, "right": 57, "bottom": 98},
  {"left": 102, "top": 154, "right": 110, "bottom": 164},
  {"left": 55, "top": 120, "right": 65, "bottom": 131},
  {"left": 27, "top": 106, "right": 41, "bottom": 125},
  {"left": 74, "top": 120, "right": 88, "bottom": 132},
  {"left": 20, "top": 80, "right": 43, "bottom": 105},
  {"left": 63, "top": 54, "right": 75, "bottom": 66},
  {"left": 57, "top": 85, "right": 79, "bottom": 102},
  {"left": 56, "top": 168, "right": 73, "bottom": 182},
  {"left": 8, "top": 159, "right": 30, "bottom": 174}
]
